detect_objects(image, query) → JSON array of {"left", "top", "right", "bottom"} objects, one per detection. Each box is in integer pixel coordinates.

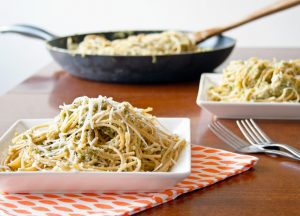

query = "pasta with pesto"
[
  {"left": 67, "top": 31, "right": 209, "bottom": 56},
  {"left": 0, "top": 96, "right": 186, "bottom": 172},
  {"left": 208, "top": 58, "right": 300, "bottom": 102}
]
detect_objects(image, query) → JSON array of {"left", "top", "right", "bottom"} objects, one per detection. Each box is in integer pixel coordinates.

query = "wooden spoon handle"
[{"left": 194, "top": 0, "right": 300, "bottom": 43}]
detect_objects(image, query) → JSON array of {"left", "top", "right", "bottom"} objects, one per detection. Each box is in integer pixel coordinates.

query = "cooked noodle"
[
  {"left": 208, "top": 58, "right": 300, "bottom": 102},
  {"left": 67, "top": 31, "right": 209, "bottom": 56},
  {"left": 0, "top": 96, "right": 186, "bottom": 172}
]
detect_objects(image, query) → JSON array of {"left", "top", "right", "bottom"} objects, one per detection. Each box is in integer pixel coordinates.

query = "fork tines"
[
  {"left": 209, "top": 121, "right": 249, "bottom": 150},
  {"left": 236, "top": 119, "right": 272, "bottom": 145}
]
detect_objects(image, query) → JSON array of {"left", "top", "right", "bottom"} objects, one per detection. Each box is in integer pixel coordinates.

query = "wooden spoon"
[{"left": 193, "top": 0, "right": 300, "bottom": 44}]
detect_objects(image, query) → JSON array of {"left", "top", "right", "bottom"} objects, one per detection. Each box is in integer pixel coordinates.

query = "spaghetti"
[
  {"left": 0, "top": 96, "right": 186, "bottom": 172},
  {"left": 67, "top": 31, "right": 208, "bottom": 56},
  {"left": 208, "top": 58, "right": 300, "bottom": 102}
]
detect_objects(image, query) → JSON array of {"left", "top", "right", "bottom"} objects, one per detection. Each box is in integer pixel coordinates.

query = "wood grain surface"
[{"left": 0, "top": 48, "right": 299, "bottom": 216}]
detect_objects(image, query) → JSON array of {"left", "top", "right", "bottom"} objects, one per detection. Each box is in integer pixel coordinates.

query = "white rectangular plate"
[
  {"left": 197, "top": 73, "right": 300, "bottom": 119},
  {"left": 0, "top": 118, "right": 191, "bottom": 193}
]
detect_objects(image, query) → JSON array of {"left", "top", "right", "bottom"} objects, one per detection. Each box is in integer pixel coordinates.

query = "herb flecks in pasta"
[
  {"left": 67, "top": 31, "right": 209, "bottom": 56},
  {"left": 0, "top": 96, "right": 186, "bottom": 172},
  {"left": 208, "top": 58, "right": 300, "bottom": 102}
]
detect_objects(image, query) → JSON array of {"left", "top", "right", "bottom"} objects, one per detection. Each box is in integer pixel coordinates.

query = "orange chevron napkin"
[{"left": 0, "top": 145, "right": 258, "bottom": 216}]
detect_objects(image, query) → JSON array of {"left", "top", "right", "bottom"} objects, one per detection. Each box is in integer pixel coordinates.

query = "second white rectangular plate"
[
  {"left": 197, "top": 73, "right": 300, "bottom": 119},
  {"left": 0, "top": 118, "right": 191, "bottom": 193}
]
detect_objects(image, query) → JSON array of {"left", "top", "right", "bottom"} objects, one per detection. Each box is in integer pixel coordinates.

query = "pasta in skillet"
[
  {"left": 67, "top": 31, "right": 209, "bottom": 56},
  {"left": 0, "top": 96, "right": 186, "bottom": 172},
  {"left": 208, "top": 58, "right": 300, "bottom": 102}
]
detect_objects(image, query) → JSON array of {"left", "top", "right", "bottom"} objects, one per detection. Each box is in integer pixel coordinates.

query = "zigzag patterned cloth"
[{"left": 0, "top": 145, "right": 258, "bottom": 216}]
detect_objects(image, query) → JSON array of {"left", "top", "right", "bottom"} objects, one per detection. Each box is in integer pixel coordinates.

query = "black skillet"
[
  {"left": 0, "top": 0, "right": 298, "bottom": 83},
  {"left": 0, "top": 24, "right": 235, "bottom": 83}
]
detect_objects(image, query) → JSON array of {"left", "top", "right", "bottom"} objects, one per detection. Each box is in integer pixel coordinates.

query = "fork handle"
[
  {"left": 262, "top": 143, "right": 300, "bottom": 159},
  {"left": 263, "top": 149, "right": 300, "bottom": 160}
]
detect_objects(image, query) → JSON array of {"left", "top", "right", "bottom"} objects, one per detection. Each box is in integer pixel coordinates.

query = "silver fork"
[
  {"left": 209, "top": 121, "right": 300, "bottom": 160},
  {"left": 236, "top": 119, "right": 300, "bottom": 159}
]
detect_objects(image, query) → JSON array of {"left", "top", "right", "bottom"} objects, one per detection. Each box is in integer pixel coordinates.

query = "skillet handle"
[{"left": 0, "top": 24, "right": 57, "bottom": 41}]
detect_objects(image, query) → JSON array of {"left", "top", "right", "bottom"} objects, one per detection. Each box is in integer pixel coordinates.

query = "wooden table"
[{"left": 1, "top": 48, "right": 299, "bottom": 216}]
